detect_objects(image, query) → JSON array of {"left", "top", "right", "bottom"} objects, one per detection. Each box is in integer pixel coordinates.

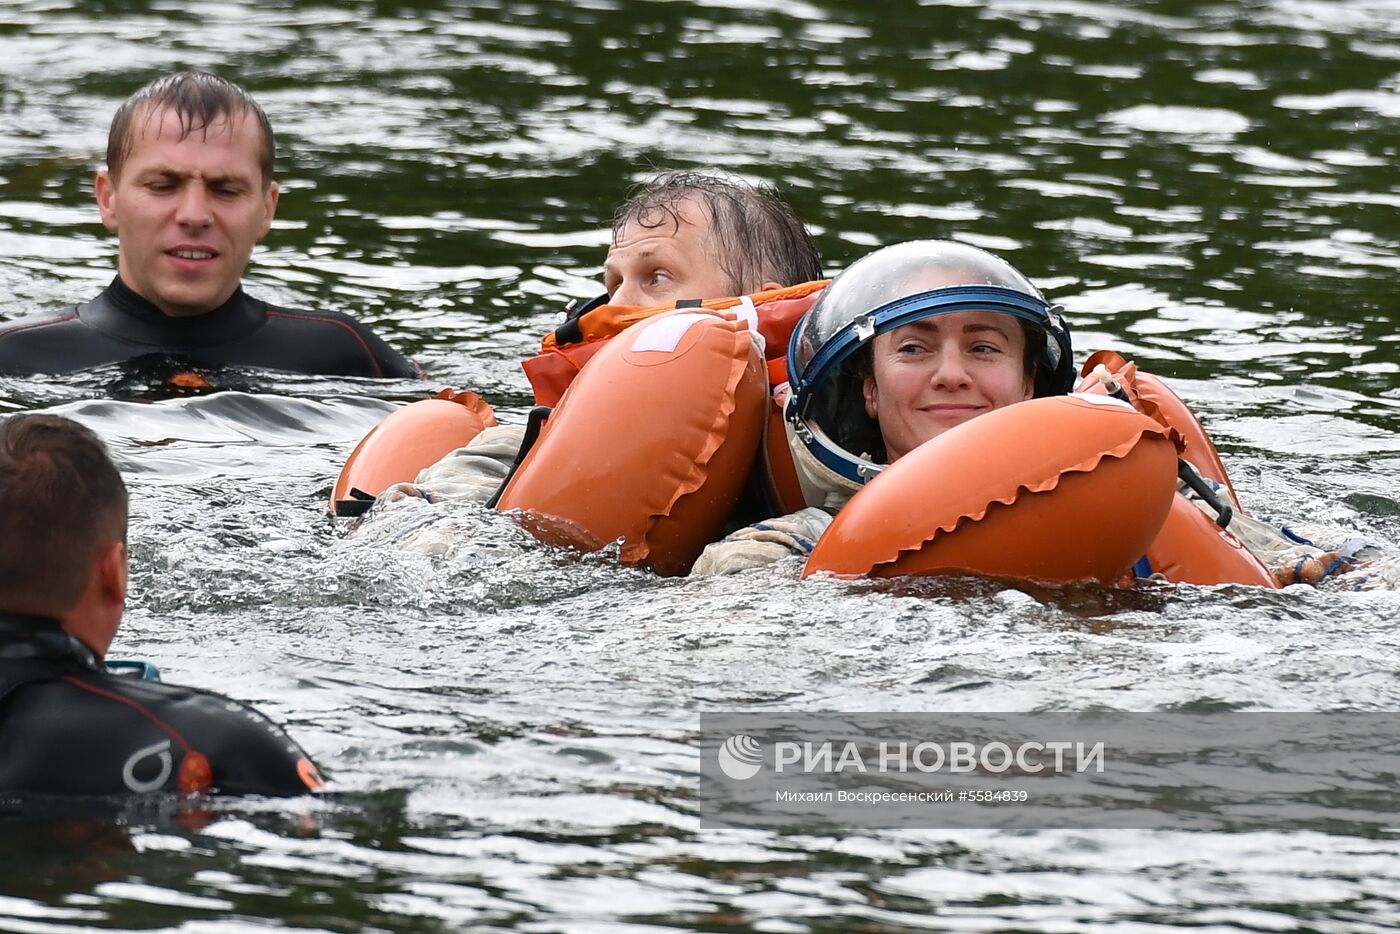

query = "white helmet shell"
[{"left": 785, "top": 240, "right": 1074, "bottom": 490}]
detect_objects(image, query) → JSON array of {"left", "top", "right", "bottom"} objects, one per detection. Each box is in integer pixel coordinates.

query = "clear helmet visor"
[
  {"left": 792, "top": 240, "right": 1044, "bottom": 381},
  {"left": 785, "top": 240, "right": 1074, "bottom": 485}
]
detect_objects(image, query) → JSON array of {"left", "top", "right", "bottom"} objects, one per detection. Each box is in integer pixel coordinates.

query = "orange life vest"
[
  {"left": 498, "top": 308, "right": 768, "bottom": 575},
  {"left": 328, "top": 289, "right": 1278, "bottom": 588},
  {"left": 521, "top": 280, "right": 829, "bottom": 406}
]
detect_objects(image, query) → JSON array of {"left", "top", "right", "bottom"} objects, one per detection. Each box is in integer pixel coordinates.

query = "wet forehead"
[
  {"left": 125, "top": 104, "right": 265, "bottom": 178},
  {"left": 135, "top": 101, "right": 251, "bottom": 144},
  {"left": 609, "top": 198, "right": 715, "bottom": 257}
]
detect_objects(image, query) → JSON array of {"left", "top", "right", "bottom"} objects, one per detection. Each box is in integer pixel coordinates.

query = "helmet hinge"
[
  {"left": 856, "top": 463, "right": 883, "bottom": 480},
  {"left": 854, "top": 314, "right": 875, "bottom": 342}
]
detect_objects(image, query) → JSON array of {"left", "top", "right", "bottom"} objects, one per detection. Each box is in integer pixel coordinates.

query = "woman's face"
[{"left": 862, "top": 311, "right": 1033, "bottom": 461}]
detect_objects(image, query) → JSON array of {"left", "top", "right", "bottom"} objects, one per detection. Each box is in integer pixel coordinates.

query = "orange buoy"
[
  {"left": 803, "top": 395, "right": 1180, "bottom": 584},
  {"left": 1078, "top": 350, "right": 1241, "bottom": 510},
  {"left": 498, "top": 309, "right": 767, "bottom": 575},
  {"left": 1144, "top": 493, "right": 1278, "bottom": 587},
  {"left": 520, "top": 281, "right": 827, "bottom": 407},
  {"left": 330, "top": 389, "right": 497, "bottom": 516}
]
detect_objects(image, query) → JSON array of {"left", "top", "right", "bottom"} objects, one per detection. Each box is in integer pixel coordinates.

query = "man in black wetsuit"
[
  {"left": 0, "top": 414, "right": 325, "bottom": 799},
  {"left": 0, "top": 71, "right": 420, "bottom": 380}
]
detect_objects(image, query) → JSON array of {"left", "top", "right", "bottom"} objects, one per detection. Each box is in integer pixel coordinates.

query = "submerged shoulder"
[
  {"left": 0, "top": 308, "right": 83, "bottom": 340},
  {"left": 256, "top": 300, "right": 422, "bottom": 379},
  {"left": 257, "top": 300, "right": 381, "bottom": 336},
  {"left": 4, "top": 672, "right": 321, "bottom": 797},
  {"left": 0, "top": 308, "right": 90, "bottom": 374}
]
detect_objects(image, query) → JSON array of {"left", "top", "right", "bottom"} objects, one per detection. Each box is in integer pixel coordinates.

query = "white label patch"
[
  {"left": 734, "top": 296, "right": 766, "bottom": 356},
  {"left": 1072, "top": 392, "right": 1137, "bottom": 411},
  {"left": 631, "top": 313, "right": 712, "bottom": 353}
]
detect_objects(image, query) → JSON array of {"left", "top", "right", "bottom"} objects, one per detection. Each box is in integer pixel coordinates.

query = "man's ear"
[
  {"left": 96, "top": 541, "right": 128, "bottom": 608},
  {"left": 760, "top": 280, "right": 783, "bottom": 294},
  {"left": 258, "top": 180, "right": 280, "bottom": 240},
  {"left": 863, "top": 375, "right": 879, "bottom": 420},
  {"left": 95, "top": 169, "right": 119, "bottom": 233},
  {"left": 64, "top": 540, "right": 128, "bottom": 659},
  {"left": 1023, "top": 363, "right": 1037, "bottom": 400}
]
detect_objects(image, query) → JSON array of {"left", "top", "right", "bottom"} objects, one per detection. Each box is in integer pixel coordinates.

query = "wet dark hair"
[
  {"left": 612, "top": 171, "right": 822, "bottom": 293},
  {"left": 0, "top": 415, "right": 128, "bottom": 614},
  {"left": 106, "top": 71, "right": 275, "bottom": 185}
]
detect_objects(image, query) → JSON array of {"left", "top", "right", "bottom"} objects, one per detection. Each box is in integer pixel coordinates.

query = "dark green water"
[{"left": 2, "top": 0, "right": 1399, "bottom": 930}]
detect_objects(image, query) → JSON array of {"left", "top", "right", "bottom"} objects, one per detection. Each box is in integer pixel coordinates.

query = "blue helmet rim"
[{"left": 784, "top": 284, "right": 1076, "bottom": 485}]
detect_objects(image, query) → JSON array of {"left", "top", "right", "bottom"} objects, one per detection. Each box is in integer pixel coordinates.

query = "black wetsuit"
[
  {"left": 0, "top": 614, "right": 324, "bottom": 799},
  {"left": 0, "top": 277, "right": 421, "bottom": 378}
]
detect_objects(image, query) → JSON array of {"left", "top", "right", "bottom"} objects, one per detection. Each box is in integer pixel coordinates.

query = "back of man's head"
[
  {"left": 106, "top": 71, "right": 275, "bottom": 185},
  {"left": 0, "top": 415, "right": 128, "bottom": 617},
  {"left": 613, "top": 171, "right": 822, "bottom": 294}
]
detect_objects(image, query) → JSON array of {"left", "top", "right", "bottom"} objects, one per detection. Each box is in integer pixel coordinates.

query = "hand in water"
[
  {"left": 1271, "top": 550, "right": 1362, "bottom": 587},
  {"left": 377, "top": 483, "right": 440, "bottom": 505}
]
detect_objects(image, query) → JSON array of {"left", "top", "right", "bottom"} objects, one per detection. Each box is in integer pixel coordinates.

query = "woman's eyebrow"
[
  {"left": 962, "top": 322, "right": 1013, "bottom": 339},
  {"left": 890, "top": 318, "right": 1013, "bottom": 340}
]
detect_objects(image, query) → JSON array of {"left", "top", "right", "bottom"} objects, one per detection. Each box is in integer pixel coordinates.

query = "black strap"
[
  {"left": 1090, "top": 378, "right": 1235, "bottom": 529},
  {"left": 552, "top": 293, "right": 610, "bottom": 346},
  {"left": 486, "top": 406, "right": 553, "bottom": 510},
  {"left": 675, "top": 298, "right": 704, "bottom": 308},
  {"left": 1177, "top": 460, "right": 1234, "bottom": 528},
  {"left": 332, "top": 487, "right": 378, "bottom": 518}
]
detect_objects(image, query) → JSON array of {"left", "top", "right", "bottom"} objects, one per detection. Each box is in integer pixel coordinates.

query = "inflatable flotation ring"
[
  {"left": 803, "top": 395, "right": 1181, "bottom": 584},
  {"left": 1077, "top": 350, "right": 1242, "bottom": 510},
  {"left": 497, "top": 308, "right": 767, "bottom": 575},
  {"left": 330, "top": 388, "right": 496, "bottom": 516},
  {"left": 799, "top": 376, "right": 1277, "bottom": 588},
  {"left": 1073, "top": 352, "right": 1276, "bottom": 587},
  {"left": 520, "top": 280, "right": 828, "bottom": 407},
  {"left": 1141, "top": 492, "right": 1276, "bottom": 586}
]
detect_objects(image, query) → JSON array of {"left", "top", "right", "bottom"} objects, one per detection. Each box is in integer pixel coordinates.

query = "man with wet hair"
[
  {"left": 0, "top": 71, "right": 420, "bottom": 380},
  {"left": 603, "top": 170, "right": 822, "bottom": 307},
  {"left": 0, "top": 414, "right": 325, "bottom": 799},
  {"left": 350, "top": 170, "right": 824, "bottom": 527}
]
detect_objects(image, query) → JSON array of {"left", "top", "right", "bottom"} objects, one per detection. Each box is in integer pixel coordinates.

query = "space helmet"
[{"left": 783, "top": 239, "right": 1074, "bottom": 491}]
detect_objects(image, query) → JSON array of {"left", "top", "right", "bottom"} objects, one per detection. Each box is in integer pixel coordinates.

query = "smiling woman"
[
  {"left": 785, "top": 240, "right": 1073, "bottom": 483},
  {"left": 697, "top": 241, "right": 1365, "bottom": 587},
  {"left": 861, "top": 311, "right": 1034, "bottom": 461},
  {"left": 0, "top": 71, "right": 420, "bottom": 380},
  {"left": 693, "top": 239, "right": 1074, "bottom": 575}
]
